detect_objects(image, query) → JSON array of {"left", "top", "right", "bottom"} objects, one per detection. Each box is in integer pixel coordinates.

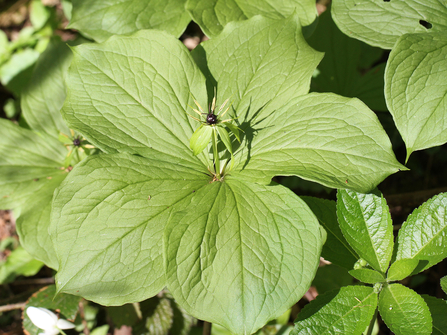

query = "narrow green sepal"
[
  {"left": 216, "top": 126, "right": 233, "bottom": 155},
  {"left": 190, "top": 124, "right": 212, "bottom": 156},
  {"left": 223, "top": 122, "right": 242, "bottom": 142}
]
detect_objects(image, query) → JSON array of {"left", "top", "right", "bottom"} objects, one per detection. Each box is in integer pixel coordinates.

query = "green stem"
[
  {"left": 366, "top": 307, "right": 378, "bottom": 335},
  {"left": 212, "top": 129, "right": 220, "bottom": 178}
]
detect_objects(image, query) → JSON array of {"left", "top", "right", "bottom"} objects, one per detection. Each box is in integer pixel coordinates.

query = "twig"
[{"left": 0, "top": 302, "right": 26, "bottom": 313}]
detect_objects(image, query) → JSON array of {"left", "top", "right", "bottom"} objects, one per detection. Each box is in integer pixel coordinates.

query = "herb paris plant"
[{"left": 51, "top": 15, "right": 404, "bottom": 334}]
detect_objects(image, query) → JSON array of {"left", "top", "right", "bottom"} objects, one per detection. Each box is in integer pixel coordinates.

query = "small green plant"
[{"left": 292, "top": 190, "right": 447, "bottom": 335}]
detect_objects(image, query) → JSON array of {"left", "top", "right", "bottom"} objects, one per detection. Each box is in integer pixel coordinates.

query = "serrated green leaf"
[
  {"left": 291, "top": 286, "right": 377, "bottom": 335},
  {"left": 421, "top": 295, "right": 447, "bottom": 335},
  {"left": 349, "top": 269, "right": 385, "bottom": 284},
  {"left": 307, "top": 7, "right": 387, "bottom": 111},
  {"left": 165, "top": 178, "right": 325, "bottom": 335},
  {"left": 50, "top": 153, "right": 210, "bottom": 305},
  {"left": 234, "top": 93, "right": 405, "bottom": 192},
  {"left": 186, "top": 0, "right": 317, "bottom": 38},
  {"left": 332, "top": 0, "right": 447, "bottom": 49},
  {"left": 62, "top": 30, "right": 208, "bottom": 171},
  {"left": 223, "top": 122, "right": 241, "bottom": 142},
  {"left": 395, "top": 192, "right": 447, "bottom": 273},
  {"left": 69, "top": 0, "right": 190, "bottom": 42},
  {"left": 387, "top": 259, "right": 419, "bottom": 282},
  {"left": 0, "top": 246, "right": 43, "bottom": 284},
  {"left": 0, "top": 118, "right": 67, "bottom": 210},
  {"left": 337, "top": 190, "right": 394, "bottom": 273},
  {"left": 190, "top": 125, "right": 212, "bottom": 156},
  {"left": 16, "top": 174, "right": 65, "bottom": 270},
  {"left": 301, "top": 196, "right": 358, "bottom": 269},
  {"left": 441, "top": 276, "right": 447, "bottom": 296},
  {"left": 23, "top": 285, "right": 81, "bottom": 335},
  {"left": 21, "top": 38, "right": 72, "bottom": 137},
  {"left": 385, "top": 32, "right": 447, "bottom": 161},
  {"left": 378, "top": 283, "right": 432, "bottom": 335}
]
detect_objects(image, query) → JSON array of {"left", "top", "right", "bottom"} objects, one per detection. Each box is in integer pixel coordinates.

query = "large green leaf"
[
  {"left": 62, "top": 30, "right": 208, "bottom": 171},
  {"left": 16, "top": 174, "right": 66, "bottom": 270},
  {"left": 385, "top": 32, "right": 447, "bottom": 161},
  {"left": 307, "top": 7, "right": 387, "bottom": 111},
  {"left": 332, "top": 0, "right": 447, "bottom": 49},
  {"left": 165, "top": 178, "right": 325, "bottom": 335},
  {"left": 395, "top": 192, "right": 447, "bottom": 273},
  {"left": 291, "top": 286, "right": 377, "bottom": 335},
  {"left": 336, "top": 190, "right": 394, "bottom": 273},
  {"left": 233, "top": 94, "right": 405, "bottom": 192},
  {"left": 301, "top": 196, "right": 358, "bottom": 269},
  {"left": 186, "top": 0, "right": 317, "bottom": 38},
  {"left": 378, "top": 283, "right": 432, "bottom": 335},
  {"left": 0, "top": 118, "right": 67, "bottom": 209},
  {"left": 50, "top": 153, "right": 210, "bottom": 305},
  {"left": 421, "top": 295, "right": 447, "bottom": 335},
  {"left": 21, "top": 38, "right": 72, "bottom": 137},
  {"left": 69, "top": 0, "right": 191, "bottom": 42},
  {"left": 191, "top": 14, "right": 322, "bottom": 128}
]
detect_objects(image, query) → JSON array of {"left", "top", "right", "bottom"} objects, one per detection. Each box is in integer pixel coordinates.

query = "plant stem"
[
  {"left": 0, "top": 302, "right": 25, "bottom": 313},
  {"left": 366, "top": 307, "right": 378, "bottom": 335},
  {"left": 212, "top": 129, "right": 220, "bottom": 178}
]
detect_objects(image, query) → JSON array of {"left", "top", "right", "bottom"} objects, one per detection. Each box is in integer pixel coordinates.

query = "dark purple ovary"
[{"left": 206, "top": 113, "right": 218, "bottom": 125}]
